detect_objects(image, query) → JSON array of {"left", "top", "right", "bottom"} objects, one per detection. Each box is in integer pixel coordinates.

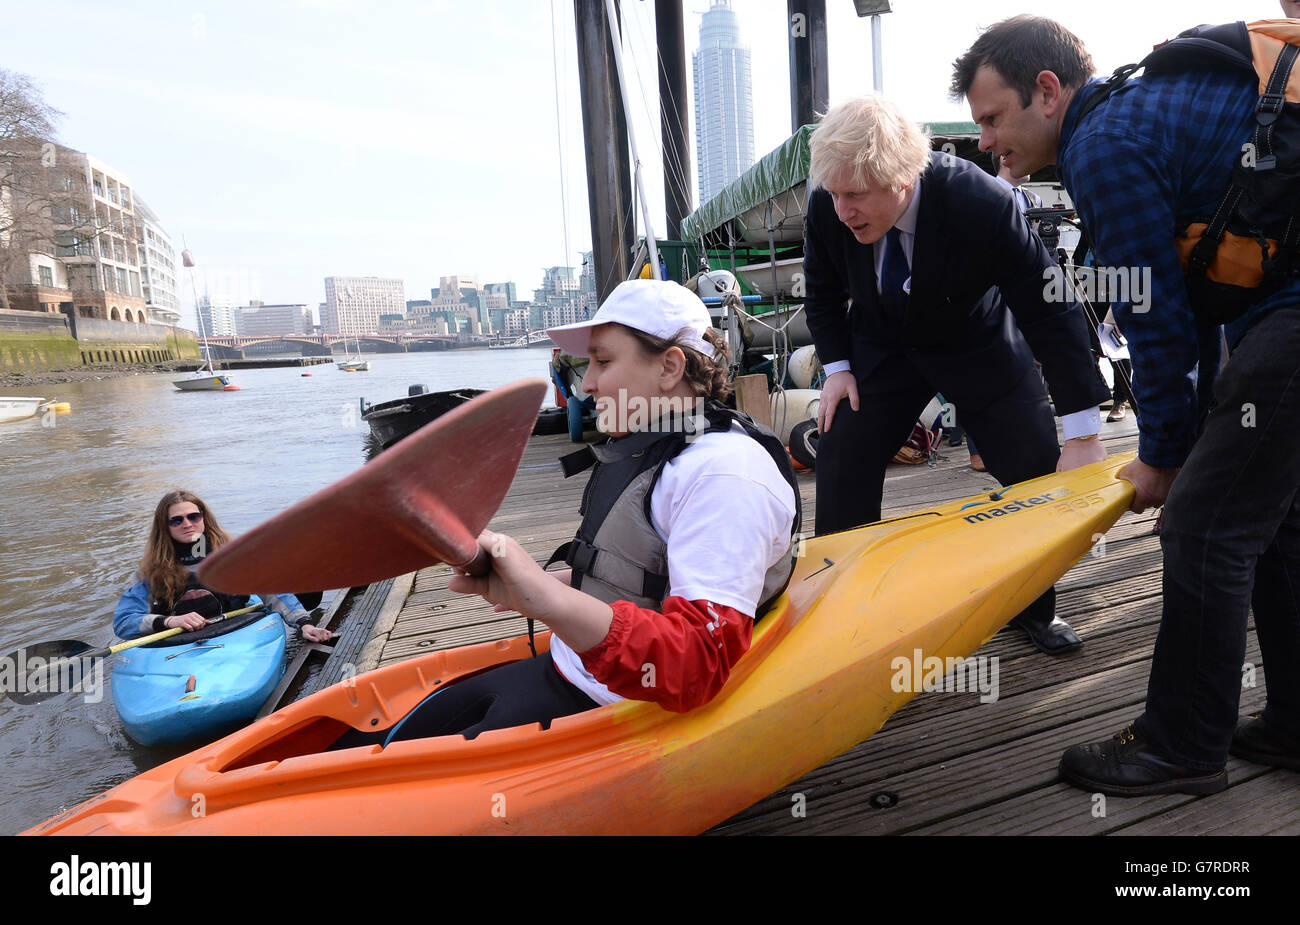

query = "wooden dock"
[{"left": 362, "top": 416, "right": 1297, "bottom": 836}]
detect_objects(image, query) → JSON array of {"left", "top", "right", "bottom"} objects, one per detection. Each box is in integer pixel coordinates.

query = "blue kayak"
[{"left": 111, "top": 612, "right": 287, "bottom": 747}]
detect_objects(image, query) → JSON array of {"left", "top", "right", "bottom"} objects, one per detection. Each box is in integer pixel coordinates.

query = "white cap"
[{"left": 547, "top": 279, "right": 716, "bottom": 359}]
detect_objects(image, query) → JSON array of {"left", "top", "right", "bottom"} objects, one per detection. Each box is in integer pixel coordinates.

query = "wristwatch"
[{"left": 1071, "top": 433, "right": 1099, "bottom": 441}]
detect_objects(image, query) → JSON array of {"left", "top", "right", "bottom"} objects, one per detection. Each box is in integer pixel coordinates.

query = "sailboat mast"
[
  {"left": 182, "top": 245, "right": 213, "bottom": 374},
  {"left": 602, "top": 0, "right": 658, "bottom": 275}
]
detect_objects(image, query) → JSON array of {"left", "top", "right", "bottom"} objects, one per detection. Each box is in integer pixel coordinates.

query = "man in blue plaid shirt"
[{"left": 953, "top": 15, "right": 1300, "bottom": 796}]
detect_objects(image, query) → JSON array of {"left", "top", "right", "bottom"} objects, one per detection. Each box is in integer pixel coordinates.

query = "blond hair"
[{"left": 808, "top": 96, "right": 931, "bottom": 193}]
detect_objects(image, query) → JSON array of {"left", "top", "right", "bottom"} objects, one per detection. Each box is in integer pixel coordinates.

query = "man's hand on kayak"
[
  {"left": 817, "top": 370, "right": 858, "bottom": 434},
  {"left": 450, "top": 531, "right": 613, "bottom": 651},
  {"left": 1118, "top": 458, "right": 1179, "bottom": 513},
  {"left": 1057, "top": 436, "right": 1108, "bottom": 472}
]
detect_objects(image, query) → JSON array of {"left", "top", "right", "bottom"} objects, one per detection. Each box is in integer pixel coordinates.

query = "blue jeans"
[{"left": 1136, "top": 305, "right": 1300, "bottom": 769}]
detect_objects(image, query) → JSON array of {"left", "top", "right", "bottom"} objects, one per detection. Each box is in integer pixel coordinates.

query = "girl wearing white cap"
[{"left": 363, "top": 280, "right": 800, "bottom": 744}]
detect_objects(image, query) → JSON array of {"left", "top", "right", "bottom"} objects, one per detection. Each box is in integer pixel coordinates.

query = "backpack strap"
[{"left": 1250, "top": 40, "right": 1300, "bottom": 171}]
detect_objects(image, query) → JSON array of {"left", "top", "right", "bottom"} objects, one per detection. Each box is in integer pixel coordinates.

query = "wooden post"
[
  {"left": 575, "top": 0, "right": 634, "bottom": 303},
  {"left": 733, "top": 374, "right": 773, "bottom": 430},
  {"left": 656, "top": 0, "right": 690, "bottom": 243}
]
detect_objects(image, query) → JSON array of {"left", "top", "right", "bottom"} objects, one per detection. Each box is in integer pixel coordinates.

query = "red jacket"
[{"left": 578, "top": 596, "right": 753, "bottom": 713}]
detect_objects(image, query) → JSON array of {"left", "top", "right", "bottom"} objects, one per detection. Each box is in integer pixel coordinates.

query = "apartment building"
[{"left": 322, "top": 276, "right": 404, "bottom": 335}]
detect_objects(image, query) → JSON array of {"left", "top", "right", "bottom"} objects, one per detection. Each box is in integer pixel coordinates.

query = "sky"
[{"left": 0, "top": 0, "right": 1274, "bottom": 328}]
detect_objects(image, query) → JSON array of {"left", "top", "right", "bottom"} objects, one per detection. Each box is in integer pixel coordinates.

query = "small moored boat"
[
  {"left": 360, "top": 386, "right": 487, "bottom": 453},
  {"left": 173, "top": 373, "right": 234, "bottom": 391},
  {"left": 0, "top": 397, "right": 47, "bottom": 423},
  {"left": 174, "top": 247, "right": 238, "bottom": 392}
]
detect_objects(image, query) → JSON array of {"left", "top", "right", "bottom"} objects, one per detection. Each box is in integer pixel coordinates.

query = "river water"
[{"left": 0, "top": 348, "right": 551, "bottom": 834}]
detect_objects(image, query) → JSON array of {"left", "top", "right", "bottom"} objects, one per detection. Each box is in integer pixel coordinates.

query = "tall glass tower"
[{"left": 692, "top": 0, "right": 754, "bottom": 205}]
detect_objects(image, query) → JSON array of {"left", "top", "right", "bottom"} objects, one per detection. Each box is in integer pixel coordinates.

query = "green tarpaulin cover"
[{"left": 680, "top": 124, "right": 814, "bottom": 242}]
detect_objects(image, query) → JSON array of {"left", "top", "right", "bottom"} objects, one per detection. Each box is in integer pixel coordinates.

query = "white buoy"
[
  {"left": 770, "top": 388, "right": 822, "bottom": 446},
  {"left": 788, "top": 345, "right": 821, "bottom": 390}
]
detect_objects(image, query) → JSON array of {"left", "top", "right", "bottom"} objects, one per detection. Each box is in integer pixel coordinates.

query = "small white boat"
[
  {"left": 0, "top": 397, "right": 46, "bottom": 423},
  {"left": 174, "top": 247, "right": 238, "bottom": 392},
  {"left": 733, "top": 256, "right": 805, "bottom": 299},
  {"left": 336, "top": 334, "right": 370, "bottom": 371},
  {"left": 173, "top": 373, "right": 234, "bottom": 391}
]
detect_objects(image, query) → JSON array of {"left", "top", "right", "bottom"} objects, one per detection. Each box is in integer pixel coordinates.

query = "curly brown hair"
[
  {"left": 139, "top": 490, "right": 231, "bottom": 612},
  {"left": 622, "top": 324, "right": 732, "bottom": 401}
]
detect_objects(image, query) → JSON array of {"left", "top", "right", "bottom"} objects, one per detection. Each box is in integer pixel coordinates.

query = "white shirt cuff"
[
  {"left": 1061, "top": 407, "right": 1102, "bottom": 440},
  {"left": 823, "top": 360, "right": 853, "bottom": 377}
]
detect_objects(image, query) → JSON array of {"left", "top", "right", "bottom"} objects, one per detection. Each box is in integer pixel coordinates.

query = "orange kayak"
[{"left": 27, "top": 454, "right": 1135, "bottom": 835}]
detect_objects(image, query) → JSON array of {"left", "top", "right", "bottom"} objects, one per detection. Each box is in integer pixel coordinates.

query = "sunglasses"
[{"left": 168, "top": 512, "right": 205, "bottom": 527}]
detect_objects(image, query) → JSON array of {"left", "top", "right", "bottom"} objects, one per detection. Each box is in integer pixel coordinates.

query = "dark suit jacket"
[{"left": 802, "top": 151, "right": 1111, "bottom": 414}]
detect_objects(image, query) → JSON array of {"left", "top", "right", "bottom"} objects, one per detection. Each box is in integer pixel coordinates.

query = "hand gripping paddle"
[{"left": 198, "top": 378, "right": 549, "bottom": 594}]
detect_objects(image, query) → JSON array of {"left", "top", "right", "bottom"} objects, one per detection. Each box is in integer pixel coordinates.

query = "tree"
[{"left": 0, "top": 68, "right": 117, "bottom": 312}]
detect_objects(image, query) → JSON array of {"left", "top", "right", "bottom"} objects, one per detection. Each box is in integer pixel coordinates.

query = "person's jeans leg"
[
  {"left": 1250, "top": 491, "right": 1300, "bottom": 744},
  {"left": 1137, "top": 306, "right": 1300, "bottom": 769}
]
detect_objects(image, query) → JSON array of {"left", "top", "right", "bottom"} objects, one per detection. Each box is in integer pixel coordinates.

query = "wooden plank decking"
[{"left": 366, "top": 414, "right": 1298, "bottom": 835}]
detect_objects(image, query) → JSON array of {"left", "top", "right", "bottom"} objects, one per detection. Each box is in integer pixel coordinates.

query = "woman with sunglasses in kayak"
[
  {"left": 113, "top": 490, "right": 335, "bottom": 643},
  {"left": 369, "top": 280, "right": 801, "bottom": 744}
]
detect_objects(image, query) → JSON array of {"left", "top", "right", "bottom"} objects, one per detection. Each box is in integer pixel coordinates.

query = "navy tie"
[{"left": 880, "top": 226, "right": 909, "bottom": 321}]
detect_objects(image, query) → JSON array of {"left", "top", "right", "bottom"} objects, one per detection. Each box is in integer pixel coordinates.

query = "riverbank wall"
[{"left": 0, "top": 309, "right": 200, "bottom": 374}]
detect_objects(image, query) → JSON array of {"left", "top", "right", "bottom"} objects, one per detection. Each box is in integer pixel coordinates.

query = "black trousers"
[
  {"left": 330, "top": 651, "right": 599, "bottom": 749},
  {"left": 1136, "top": 305, "right": 1300, "bottom": 768},
  {"left": 816, "top": 354, "right": 1062, "bottom": 627}
]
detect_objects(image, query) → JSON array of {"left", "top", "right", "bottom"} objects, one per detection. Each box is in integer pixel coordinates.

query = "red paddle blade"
[{"left": 199, "top": 378, "right": 548, "bottom": 593}]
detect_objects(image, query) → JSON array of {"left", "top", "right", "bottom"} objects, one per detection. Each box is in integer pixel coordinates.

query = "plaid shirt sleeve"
[{"left": 1063, "top": 131, "right": 1201, "bottom": 468}]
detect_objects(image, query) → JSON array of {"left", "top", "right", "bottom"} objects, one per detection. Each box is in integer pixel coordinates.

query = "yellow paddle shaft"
[{"left": 107, "top": 604, "right": 264, "bottom": 655}]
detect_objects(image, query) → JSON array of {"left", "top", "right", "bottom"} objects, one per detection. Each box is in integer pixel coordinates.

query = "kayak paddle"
[
  {"left": 2, "top": 604, "right": 265, "bottom": 705},
  {"left": 199, "top": 377, "right": 549, "bottom": 593}
]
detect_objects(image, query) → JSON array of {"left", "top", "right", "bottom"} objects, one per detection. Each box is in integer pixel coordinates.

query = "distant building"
[
  {"left": 323, "top": 276, "right": 404, "bottom": 335},
  {"left": 485, "top": 281, "right": 517, "bottom": 304},
  {"left": 429, "top": 275, "right": 492, "bottom": 334},
  {"left": 198, "top": 294, "right": 237, "bottom": 335},
  {"left": 502, "top": 307, "right": 530, "bottom": 336},
  {"left": 3, "top": 144, "right": 150, "bottom": 323},
  {"left": 378, "top": 314, "right": 447, "bottom": 336},
  {"left": 693, "top": 0, "right": 754, "bottom": 205},
  {"left": 236, "top": 301, "right": 312, "bottom": 336},
  {"left": 541, "top": 303, "right": 588, "bottom": 329},
  {"left": 579, "top": 251, "right": 596, "bottom": 303},
  {"left": 134, "top": 197, "right": 181, "bottom": 325}
]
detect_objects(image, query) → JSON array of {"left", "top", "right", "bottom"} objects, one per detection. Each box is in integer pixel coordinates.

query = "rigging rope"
[{"left": 551, "top": 0, "right": 572, "bottom": 268}]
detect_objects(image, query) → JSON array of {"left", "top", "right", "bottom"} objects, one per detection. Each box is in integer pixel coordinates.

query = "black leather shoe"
[
  {"left": 1229, "top": 715, "right": 1300, "bottom": 771},
  {"left": 1060, "top": 724, "right": 1228, "bottom": 796},
  {"left": 1011, "top": 615, "right": 1082, "bottom": 655}
]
